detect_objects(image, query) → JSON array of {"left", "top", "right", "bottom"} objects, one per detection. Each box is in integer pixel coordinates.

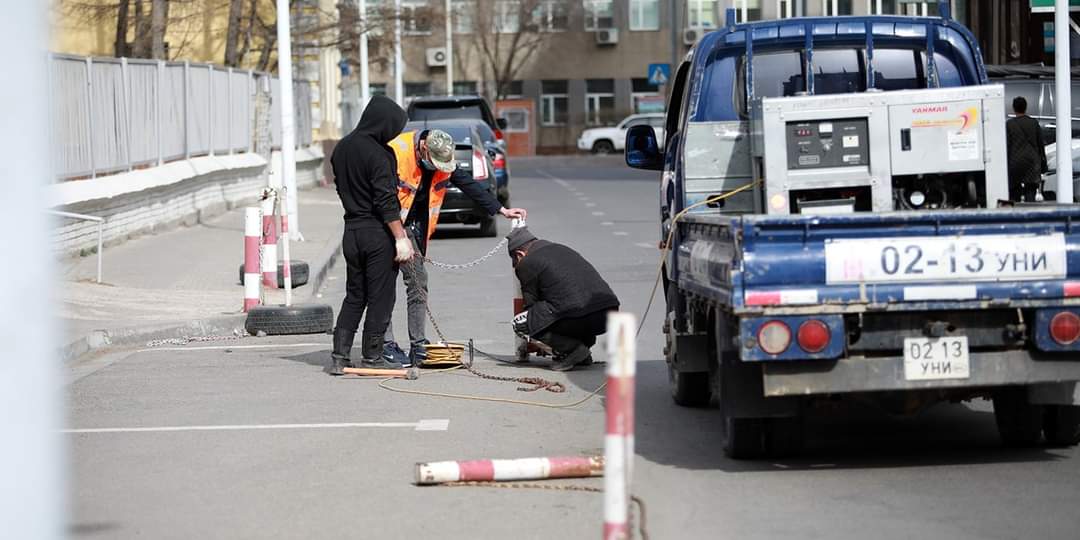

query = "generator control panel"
[{"left": 785, "top": 118, "right": 870, "bottom": 170}]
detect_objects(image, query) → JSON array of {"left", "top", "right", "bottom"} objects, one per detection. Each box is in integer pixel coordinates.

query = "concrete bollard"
[
  {"left": 243, "top": 207, "right": 262, "bottom": 312},
  {"left": 415, "top": 455, "right": 603, "bottom": 485},
  {"left": 603, "top": 313, "right": 636, "bottom": 540},
  {"left": 260, "top": 190, "right": 278, "bottom": 289}
]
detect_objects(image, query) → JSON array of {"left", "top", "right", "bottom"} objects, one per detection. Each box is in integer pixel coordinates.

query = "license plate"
[
  {"left": 825, "top": 234, "right": 1066, "bottom": 284},
  {"left": 902, "top": 337, "right": 970, "bottom": 381}
]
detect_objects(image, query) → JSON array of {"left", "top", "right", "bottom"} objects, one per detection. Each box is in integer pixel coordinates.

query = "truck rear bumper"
[{"left": 762, "top": 351, "right": 1080, "bottom": 397}]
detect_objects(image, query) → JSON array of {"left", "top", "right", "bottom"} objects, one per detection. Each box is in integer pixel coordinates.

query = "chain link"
[{"left": 423, "top": 237, "right": 508, "bottom": 270}]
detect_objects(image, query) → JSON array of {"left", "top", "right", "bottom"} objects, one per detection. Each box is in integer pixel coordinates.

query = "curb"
[{"left": 61, "top": 314, "right": 247, "bottom": 364}]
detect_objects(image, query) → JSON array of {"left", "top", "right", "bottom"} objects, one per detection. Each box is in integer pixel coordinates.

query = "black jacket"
[
  {"left": 332, "top": 96, "right": 408, "bottom": 229},
  {"left": 1006, "top": 115, "right": 1048, "bottom": 187},
  {"left": 515, "top": 240, "right": 620, "bottom": 335}
]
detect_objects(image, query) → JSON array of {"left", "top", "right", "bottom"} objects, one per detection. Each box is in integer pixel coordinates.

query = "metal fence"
[{"left": 49, "top": 53, "right": 313, "bottom": 180}]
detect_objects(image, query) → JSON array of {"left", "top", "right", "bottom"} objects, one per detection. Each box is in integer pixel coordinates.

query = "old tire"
[
  {"left": 592, "top": 140, "right": 615, "bottom": 154},
  {"left": 245, "top": 303, "right": 333, "bottom": 336},
  {"left": 665, "top": 312, "right": 712, "bottom": 407},
  {"left": 993, "top": 387, "right": 1044, "bottom": 447},
  {"left": 238, "top": 260, "right": 310, "bottom": 288},
  {"left": 1044, "top": 405, "right": 1080, "bottom": 447},
  {"left": 479, "top": 217, "right": 498, "bottom": 237}
]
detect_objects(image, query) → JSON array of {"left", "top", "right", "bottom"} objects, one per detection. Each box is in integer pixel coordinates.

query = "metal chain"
[
  {"left": 443, "top": 482, "right": 649, "bottom": 540},
  {"left": 424, "top": 237, "right": 508, "bottom": 270},
  {"left": 402, "top": 261, "right": 566, "bottom": 393},
  {"left": 146, "top": 331, "right": 247, "bottom": 348}
]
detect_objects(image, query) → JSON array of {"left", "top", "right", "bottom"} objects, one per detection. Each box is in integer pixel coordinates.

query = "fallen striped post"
[
  {"left": 242, "top": 207, "right": 261, "bottom": 312},
  {"left": 604, "top": 313, "right": 636, "bottom": 540},
  {"left": 415, "top": 455, "right": 603, "bottom": 485},
  {"left": 260, "top": 190, "right": 278, "bottom": 289}
]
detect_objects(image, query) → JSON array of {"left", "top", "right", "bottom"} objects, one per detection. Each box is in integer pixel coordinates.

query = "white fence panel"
[
  {"left": 186, "top": 65, "right": 211, "bottom": 156},
  {"left": 89, "top": 59, "right": 128, "bottom": 174},
  {"left": 161, "top": 63, "right": 186, "bottom": 160},
  {"left": 212, "top": 68, "right": 231, "bottom": 154},
  {"left": 127, "top": 61, "right": 158, "bottom": 166},
  {"left": 51, "top": 56, "right": 92, "bottom": 178},
  {"left": 230, "top": 70, "right": 251, "bottom": 152}
]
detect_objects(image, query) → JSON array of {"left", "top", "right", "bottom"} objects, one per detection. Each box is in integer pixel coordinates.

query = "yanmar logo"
[{"left": 912, "top": 105, "right": 948, "bottom": 114}]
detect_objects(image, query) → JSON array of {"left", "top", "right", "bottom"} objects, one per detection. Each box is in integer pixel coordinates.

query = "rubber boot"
[
  {"left": 360, "top": 333, "right": 403, "bottom": 369},
  {"left": 329, "top": 327, "right": 356, "bottom": 376}
]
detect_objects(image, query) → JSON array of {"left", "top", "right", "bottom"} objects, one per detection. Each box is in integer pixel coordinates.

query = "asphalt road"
[{"left": 68, "top": 156, "right": 1080, "bottom": 539}]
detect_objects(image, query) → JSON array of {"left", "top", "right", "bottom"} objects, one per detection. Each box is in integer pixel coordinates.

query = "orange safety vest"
[{"left": 388, "top": 131, "right": 453, "bottom": 243}]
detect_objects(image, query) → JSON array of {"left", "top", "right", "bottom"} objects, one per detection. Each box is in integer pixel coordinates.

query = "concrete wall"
[{"left": 50, "top": 147, "right": 325, "bottom": 257}]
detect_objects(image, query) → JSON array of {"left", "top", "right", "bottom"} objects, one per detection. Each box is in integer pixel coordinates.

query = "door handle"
[{"left": 900, "top": 128, "right": 911, "bottom": 151}]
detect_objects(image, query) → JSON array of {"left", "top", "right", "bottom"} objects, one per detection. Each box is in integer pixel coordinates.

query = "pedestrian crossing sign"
[{"left": 648, "top": 63, "right": 671, "bottom": 86}]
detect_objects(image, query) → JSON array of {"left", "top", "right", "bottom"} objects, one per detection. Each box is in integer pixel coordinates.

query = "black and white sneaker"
[{"left": 383, "top": 341, "right": 410, "bottom": 367}]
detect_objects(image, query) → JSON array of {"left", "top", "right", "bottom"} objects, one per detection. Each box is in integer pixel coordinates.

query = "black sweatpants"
[
  {"left": 535, "top": 309, "right": 615, "bottom": 356},
  {"left": 335, "top": 226, "right": 398, "bottom": 340}
]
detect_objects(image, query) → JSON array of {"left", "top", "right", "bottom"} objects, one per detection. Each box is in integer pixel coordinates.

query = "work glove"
[
  {"left": 512, "top": 311, "right": 530, "bottom": 337},
  {"left": 394, "top": 237, "right": 415, "bottom": 263}
]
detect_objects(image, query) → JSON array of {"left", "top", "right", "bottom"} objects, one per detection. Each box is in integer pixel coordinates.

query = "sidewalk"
[{"left": 59, "top": 185, "right": 344, "bottom": 361}]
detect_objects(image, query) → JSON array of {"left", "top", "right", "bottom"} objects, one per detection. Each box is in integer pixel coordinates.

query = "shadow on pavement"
[
  {"left": 281, "top": 349, "right": 333, "bottom": 373},
  {"left": 69, "top": 522, "right": 121, "bottom": 537},
  {"left": 431, "top": 225, "right": 493, "bottom": 240}
]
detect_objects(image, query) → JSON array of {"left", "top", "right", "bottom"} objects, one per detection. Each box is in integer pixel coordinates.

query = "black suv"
[{"left": 407, "top": 95, "right": 507, "bottom": 146}]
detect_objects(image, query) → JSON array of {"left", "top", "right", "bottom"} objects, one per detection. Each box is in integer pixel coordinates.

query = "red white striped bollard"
[
  {"left": 279, "top": 187, "right": 293, "bottom": 306},
  {"left": 242, "top": 207, "right": 262, "bottom": 312},
  {"left": 604, "top": 312, "right": 636, "bottom": 540},
  {"left": 415, "top": 455, "right": 603, "bottom": 485},
  {"left": 260, "top": 190, "right": 278, "bottom": 289}
]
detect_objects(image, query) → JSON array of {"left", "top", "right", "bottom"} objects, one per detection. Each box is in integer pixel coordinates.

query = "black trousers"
[
  {"left": 335, "top": 226, "right": 398, "bottom": 342},
  {"left": 535, "top": 308, "right": 615, "bottom": 356}
]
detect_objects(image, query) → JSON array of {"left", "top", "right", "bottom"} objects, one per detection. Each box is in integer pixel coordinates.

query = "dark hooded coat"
[
  {"left": 514, "top": 239, "right": 620, "bottom": 335},
  {"left": 331, "top": 95, "right": 409, "bottom": 229}
]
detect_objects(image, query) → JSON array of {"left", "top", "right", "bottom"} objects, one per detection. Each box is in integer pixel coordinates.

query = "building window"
[
  {"left": 452, "top": 0, "right": 474, "bottom": 33},
  {"left": 631, "top": 78, "right": 664, "bottom": 113},
  {"left": 405, "top": 82, "right": 431, "bottom": 97},
  {"left": 531, "top": 0, "right": 569, "bottom": 32},
  {"left": 820, "top": 0, "right": 852, "bottom": 15},
  {"left": 494, "top": 0, "right": 520, "bottom": 33},
  {"left": 775, "top": 0, "right": 807, "bottom": 17},
  {"left": 687, "top": 0, "right": 718, "bottom": 28},
  {"left": 370, "top": 83, "right": 387, "bottom": 96},
  {"left": 504, "top": 80, "right": 524, "bottom": 98},
  {"left": 453, "top": 80, "right": 478, "bottom": 95},
  {"left": 584, "top": 0, "right": 615, "bottom": 30},
  {"left": 731, "top": 0, "right": 761, "bottom": 21},
  {"left": 540, "top": 80, "right": 568, "bottom": 126},
  {"left": 630, "top": 0, "right": 660, "bottom": 31},
  {"left": 403, "top": 0, "right": 432, "bottom": 34},
  {"left": 585, "top": 79, "right": 615, "bottom": 125}
]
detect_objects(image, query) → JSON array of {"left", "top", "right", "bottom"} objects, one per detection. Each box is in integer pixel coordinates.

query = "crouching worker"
[{"left": 507, "top": 227, "right": 620, "bottom": 371}]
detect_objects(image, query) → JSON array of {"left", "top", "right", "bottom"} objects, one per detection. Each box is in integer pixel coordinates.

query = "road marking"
[
  {"left": 585, "top": 202, "right": 597, "bottom": 207},
  {"left": 601, "top": 221, "right": 614, "bottom": 226},
  {"left": 63, "top": 419, "right": 450, "bottom": 434},
  {"left": 613, "top": 231, "right": 629, "bottom": 236},
  {"left": 137, "top": 343, "right": 325, "bottom": 352},
  {"left": 635, "top": 242, "right": 655, "bottom": 249},
  {"left": 592, "top": 211, "right": 606, "bottom": 216}
]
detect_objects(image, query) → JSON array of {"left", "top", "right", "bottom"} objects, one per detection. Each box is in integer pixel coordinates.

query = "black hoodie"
[{"left": 331, "top": 95, "right": 409, "bottom": 229}]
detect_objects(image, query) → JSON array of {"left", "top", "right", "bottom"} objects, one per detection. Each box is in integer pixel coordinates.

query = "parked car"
[
  {"left": 403, "top": 121, "right": 500, "bottom": 237},
  {"left": 409, "top": 118, "right": 511, "bottom": 207},
  {"left": 578, "top": 113, "right": 666, "bottom": 154},
  {"left": 407, "top": 95, "right": 508, "bottom": 148}
]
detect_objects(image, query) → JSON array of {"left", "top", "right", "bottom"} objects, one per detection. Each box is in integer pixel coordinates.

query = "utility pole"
[
  {"left": 446, "top": 0, "right": 454, "bottom": 95},
  {"left": 276, "top": 0, "right": 302, "bottom": 239},
  {"left": 669, "top": 0, "right": 679, "bottom": 74},
  {"left": 1056, "top": 0, "right": 1074, "bottom": 202},
  {"left": 394, "top": 0, "right": 404, "bottom": 104},
  {"left": 359, "top": 0, "right": 371, "bottom": 110}
]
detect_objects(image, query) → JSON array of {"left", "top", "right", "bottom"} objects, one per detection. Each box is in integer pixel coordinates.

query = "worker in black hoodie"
[{"left": 328, "top": 96, "right": 414, "bottom": 375}]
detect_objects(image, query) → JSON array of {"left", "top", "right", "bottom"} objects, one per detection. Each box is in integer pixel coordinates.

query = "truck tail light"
[
  {"left": 1050, "top": 312, "right": 1080, "bottom": 345},
  {"left": 472, "top": 149, "right": 488, "bottom": 180},
  {"left": 758, "top": 321, "right": 791, "bottom": 355},
  {"left": 797, "top": 319, "right": 830, "bottom": 353},
  {"left": 492, "top": 152, "right": 506, "bottom": 170}
]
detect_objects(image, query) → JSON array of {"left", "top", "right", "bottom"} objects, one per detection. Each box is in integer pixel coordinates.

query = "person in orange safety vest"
[{"left": 382, "top": 128, "right": 527, "bottom": 366}]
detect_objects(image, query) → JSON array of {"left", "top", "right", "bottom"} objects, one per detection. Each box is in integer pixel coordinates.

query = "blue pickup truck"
[{"left": 627, "top": 9, "right": 1080, "bottom": 458}]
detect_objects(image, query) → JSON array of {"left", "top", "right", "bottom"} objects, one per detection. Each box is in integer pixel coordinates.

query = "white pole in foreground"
[
  {"left": 1056, "top": 0, "right": 1074, "bottom": 203},
  {"left": 0, "top": 1, "right": 63, "bottom": 537},
  {"left": 358, "top": 0, "right": 371, "bottom": 110},
  {"left": 275, "top": 0, "right": 302, "bottom": 239},
  {"left": 445, "top": 0, "right": 453, "bottom": 95},
  {"left": 603, "top": 313, "right": 636, "bottom": 540},
  {"left": 394, "top": 0, "right": 404, "bottom": 104}
]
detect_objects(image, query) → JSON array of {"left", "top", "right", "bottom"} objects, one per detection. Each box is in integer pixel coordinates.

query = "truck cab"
[{"left": 628, "top": 8, "right": 1080, "bottom": 459}]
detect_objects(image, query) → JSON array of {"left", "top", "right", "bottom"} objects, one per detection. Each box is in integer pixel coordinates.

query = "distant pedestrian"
[
  {"left": 328, "top": 96, "right": 416, "bottom": 376},
  {"left": 1006, "top": 96, "right": 1048, "bottom": 202},
  {"left": 507, "top": 227, "right": 620, "bottom": 371}
]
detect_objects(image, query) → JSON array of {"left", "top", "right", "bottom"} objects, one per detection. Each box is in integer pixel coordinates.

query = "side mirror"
[
  {"left": 496, "top": 118, "right": 509, "bottom": 130},
  {"left": 625, "top": 125, "right": 663, "bottom": 170}
]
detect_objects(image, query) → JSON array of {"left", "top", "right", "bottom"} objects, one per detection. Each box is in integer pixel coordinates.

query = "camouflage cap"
[{"left": 425, "top": 130, "right": 457, "bottom": 173}]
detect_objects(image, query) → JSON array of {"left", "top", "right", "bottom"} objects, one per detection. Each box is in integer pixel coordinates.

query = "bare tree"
[
  {"left": 224, "top": 0, "right": 246, "bottom": 66},
  {"left": 150, "top": 0, "right": 170, "bottom": 59},
  {"left": 114, "top": 0, "right": 131, "bottom": 57},
  {"left": 469, "top": 0, "right": 567, "bottom": 100}
]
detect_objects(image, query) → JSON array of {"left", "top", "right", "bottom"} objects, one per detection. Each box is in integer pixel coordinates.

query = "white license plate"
[
  {"left": 825, "top": 234, "right": 1066, "bottom": 284},
  {"left": 903, "top": 337, "right": 970, "bottom": 381}
]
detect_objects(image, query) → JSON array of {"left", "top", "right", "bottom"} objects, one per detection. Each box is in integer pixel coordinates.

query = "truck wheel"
[
  {"left": 479, "top": 218, "right": 498, "bottom": 237},
  {"left": 993, "top": 387, "right": 1044, "bottom": 447},
  {"left": 665, "top": 312, "right": 712, "bottom": 407},
  {"left": 1044, "top": 405, "right": 1080, "bottom": 446}
]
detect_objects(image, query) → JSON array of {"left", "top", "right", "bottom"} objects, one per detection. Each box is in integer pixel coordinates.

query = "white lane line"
[
  {"left": 600, "top": 221, "right": 614, "bottom": 226},
  {"left": 585, "top": 202, "right": 597, "bottom": 207},
  {"left": 592, "top": 211, "right": 606, "bottom": 216},
  {"left": 137, "top": 343, "right": 325, "bottom": 352},
  {"left": 613, "top": 231, "right": 629, "bottom": 236},
  {"left": 64, "top": 419, "right": 450, "bottom": 434},
  {"left": 635, "top": 242, "right": 655, "bottom": 249}
]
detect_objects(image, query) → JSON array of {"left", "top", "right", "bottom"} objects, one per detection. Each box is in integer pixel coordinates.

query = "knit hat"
[{"left": 507, "top": 226, "right": 537, "bottom": 256}]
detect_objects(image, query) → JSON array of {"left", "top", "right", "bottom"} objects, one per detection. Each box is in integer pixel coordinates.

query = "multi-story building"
[{"left": 354, "top": 0, "right": 1076, "bottom": 152}]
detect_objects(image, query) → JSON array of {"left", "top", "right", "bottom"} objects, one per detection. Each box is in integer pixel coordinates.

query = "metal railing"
[
  {"left": 49, "top": 210, "right": 104, "bottom": 283},
  {"left": 49, "top": 53, "right": 313, "bottom": 181}
]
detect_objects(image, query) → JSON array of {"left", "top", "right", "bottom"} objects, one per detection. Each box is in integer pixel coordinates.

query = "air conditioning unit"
[
  {"left": 683, "top": 28, "right": 701, "bottom": 46},
  {"left": 426, "top": 47, "right": 447, "bottom": 67},
  {"left": 596, "top": 28, "right": 619, "bottom": 46}
]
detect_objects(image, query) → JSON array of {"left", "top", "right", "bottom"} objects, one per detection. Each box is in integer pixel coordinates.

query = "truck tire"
[
  {"left": 1043, "top": 405, "right": 1080, "bottom": 446},
  {"left": 665, "top": 311, "right": 712, "bottom": 407},
  {"left": 479, "top": 217, "right": 498, "bottom": 237},
  {"left": 238, "top": 261, "right": 309, "bottom": 288},
  {"left": 993, "top": 387, "right": 1044, "bottom": 447},
  {"left": 245, "top": 303, "right": 334, "bottom": 336}
]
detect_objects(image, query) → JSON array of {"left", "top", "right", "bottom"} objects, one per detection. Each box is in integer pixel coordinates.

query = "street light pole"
[
  {"left": 275, "top": 0, "right": 302, "bottom": 239},
  {"left": 394, "top": 0, "right": 404, "bottom": 104},
  {"left": 446, "top": 0, "right": 454, "bottom": 95},
  {"left": 359, "top": 0, "right": 370, "bottom": 110},
  {"left": 1056, "top": 0, "right": 1074, "bottom": 202}
]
